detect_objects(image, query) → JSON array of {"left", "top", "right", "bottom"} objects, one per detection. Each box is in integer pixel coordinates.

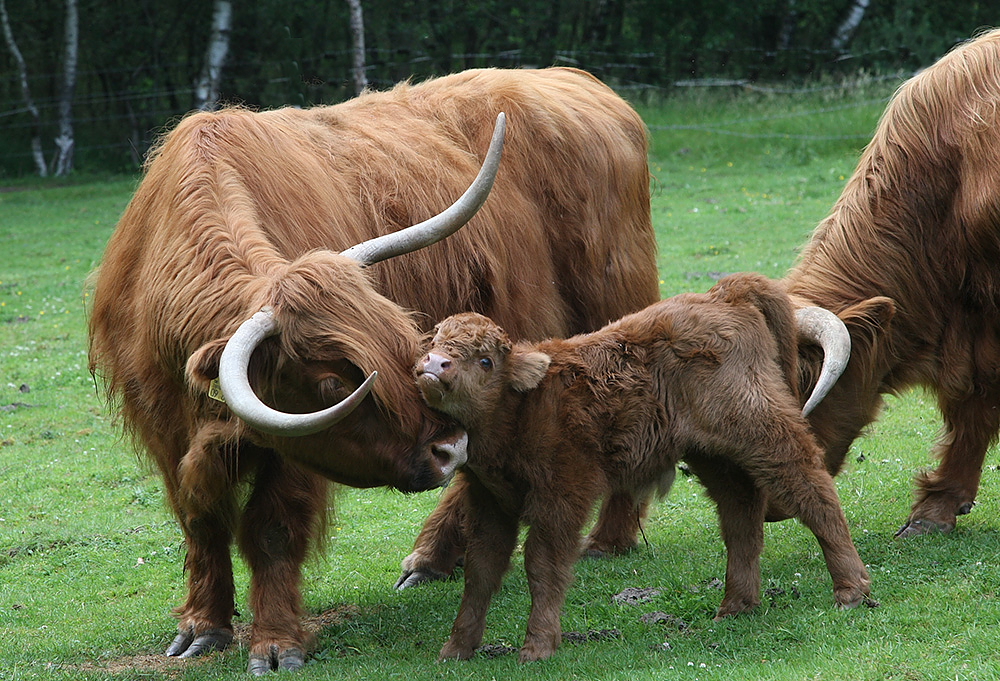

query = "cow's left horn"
[
  {"left": 796, "top": 306, "right": 851, "bottom": 417},
  {"left": 218, "top": 307, "right": 378, "bottom": 436},
  {"left": 340, "top": 112, "right": 506, "bottom": 266}
]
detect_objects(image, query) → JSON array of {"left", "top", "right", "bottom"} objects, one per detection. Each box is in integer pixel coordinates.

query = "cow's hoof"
[
  {"left": 165, "top": 627, "right": 233, "bottom": 658},
  {"left": 395, "top": 566, "right": 450, "bottom": 590},
  {"left": 248, "top": 645, "right": 306, "bottom": 675},
  {"left": 894, "top": 517, "right": 955, "bottom": 538},
  {"left": 834, "top": 586, "right": 877, "bottom": 610}
]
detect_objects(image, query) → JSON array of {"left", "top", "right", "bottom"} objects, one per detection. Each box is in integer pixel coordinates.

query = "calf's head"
[{"left": 415, "top": 312, "right": 550, "bottom": 427}]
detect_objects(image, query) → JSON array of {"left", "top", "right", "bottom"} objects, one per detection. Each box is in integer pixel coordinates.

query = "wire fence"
[{"left": 0, "top": 44, "right": 916, "bottom": 175}]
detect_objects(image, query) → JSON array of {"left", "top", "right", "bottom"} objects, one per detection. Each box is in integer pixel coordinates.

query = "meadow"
[{"left": 2, "top": 77, "right": 1000, "bottom": 680}]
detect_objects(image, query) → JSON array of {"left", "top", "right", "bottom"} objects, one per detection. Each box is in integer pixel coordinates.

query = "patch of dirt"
[
  {"left": 54, "top": 604, "right": 361, "bottom": 676},
  {"left": 612, "top": 586, "right": 662, "bottom": 605}
]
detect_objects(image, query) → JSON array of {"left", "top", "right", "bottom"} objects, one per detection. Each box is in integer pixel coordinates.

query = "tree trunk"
[
  {"left": 347, "top": 0, "right": 367, "bottom": 96},
  {"left": 194, "top": 0, "right": 233, "bottom": 111},
  {"left": 1, "top": 0, "right": 47, "bottom": 176},
  {"left": 52, "top": 0, "right": 78, "bottom": 177},
  {"left": 831, "top": 0, "right": 870, "bottom": 51}
]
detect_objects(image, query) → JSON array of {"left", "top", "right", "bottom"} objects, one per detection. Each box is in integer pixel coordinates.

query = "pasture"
[{"left": 3, "top": 78, "right": 1000, "bottom": 680}]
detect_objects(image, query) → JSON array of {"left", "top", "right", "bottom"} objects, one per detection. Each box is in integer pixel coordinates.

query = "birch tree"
[
  {"left": 347, "top": 0, "right": 367, "bottom": 95},
  {"left": 51, "top": 0, "right": 78, "bottom": 177},
  {"left": 1, "top": 0, "right": 47, "bottom": 176},
  {"left": 831, "top": 0, "right": 870, "bottom": 51},
  {"left": 194, "top": 0, "right": 232, "bottom": 111}
]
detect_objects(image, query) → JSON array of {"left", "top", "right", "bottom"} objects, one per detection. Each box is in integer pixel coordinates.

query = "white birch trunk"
[
  {"left": 831, "top": 0, "right": 870, "bottom": 51},
  {"left": 347, "top": 0, "right": 367, "bottom": 96},
  {"left": 194, "top": 0, "right": 233, "bottom": 111},
  {"left": 0, "top": 0, "right": 47, "bottom": 176},
  {"left": 52, "top": 0, "right": 78, "bottom": 177}
]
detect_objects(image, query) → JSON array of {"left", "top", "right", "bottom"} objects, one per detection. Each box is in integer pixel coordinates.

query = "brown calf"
[{"left": 415, "top": 273, "right": 872, "bottom": 662}]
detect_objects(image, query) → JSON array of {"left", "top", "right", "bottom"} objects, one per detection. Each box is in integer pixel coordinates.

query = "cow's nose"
[{"left": 422, "top": 352, "right": 452, "bottom": 377}]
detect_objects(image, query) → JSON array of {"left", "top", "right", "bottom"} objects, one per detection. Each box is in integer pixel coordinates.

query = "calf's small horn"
[
  {"left": 340, "top": 112, "right": 507, "bottom": 266},
  {"left": 218, "top": 307, "right": 378, "bottom": 436},
  {"left": 796, "top": 306, "right": 851, "bottom": 417}
]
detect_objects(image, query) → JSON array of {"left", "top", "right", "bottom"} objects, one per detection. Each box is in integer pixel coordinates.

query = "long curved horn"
[
  {"left": 218, "top": 307, "right": 378, "bottom": 436},
  {"left": 339, "top": 112, "right": 507, "bottom": 266},
  {"left": 796, "top": 306, "right": 851, "bottom": 417}
]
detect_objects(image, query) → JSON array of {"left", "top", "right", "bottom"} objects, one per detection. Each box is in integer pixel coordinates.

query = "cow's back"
[{"left": 198, "top": 67, "right": 659, "bottom": 340}]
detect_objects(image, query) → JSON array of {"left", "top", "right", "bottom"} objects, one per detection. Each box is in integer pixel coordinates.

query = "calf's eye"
[{"left": 478, "top": 357, "right": 494, "bottom": 371}]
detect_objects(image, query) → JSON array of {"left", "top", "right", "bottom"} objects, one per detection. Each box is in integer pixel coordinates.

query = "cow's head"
[
  {"left": 415, "top": 312, "right": 550, "bottom": 428},
  {"left": 185, "top": 114, "right": 506, "bottom": 492}
]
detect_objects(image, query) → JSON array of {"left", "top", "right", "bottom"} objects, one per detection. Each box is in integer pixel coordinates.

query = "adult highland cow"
[{"left": 88, "top": 67, "right": 659, "bottom": 674}]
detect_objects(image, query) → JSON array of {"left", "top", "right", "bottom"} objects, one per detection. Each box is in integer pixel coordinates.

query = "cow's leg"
[
  {"left": 238, "top": 451, "right": 327, "bottom": 674},
  {"left": 162, "top": 427, "right": 240, "bottom": 658},
  {"left": 439, "top": 480, "right": 518, "bottom": 661},
  {"left": 167, "top": 511, "right": 237, "bottom": 658},
  {"left": 520, "top": 514, "right": 589, "bottom": 662},
  {"left": 899, "top": 393, "right": 1000, "bottom": 536},
  {"left": 582, "top": 490, "right": 648, "bottom": 557},
  {"left": 397, "top": 473, "right": 469, "bottom": 589},
  {"left": 684, "top": 456, "right": 765, "bottom": 619}
]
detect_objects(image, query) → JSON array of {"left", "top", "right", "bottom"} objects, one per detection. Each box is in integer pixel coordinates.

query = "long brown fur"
[
  {"left": 416, "top": 273, "right": 871, "bottom": 663},
  {"left": 87, "top": 68, "right": 658, "bottom": 670},
  {"left": 781, "top": 28, "right": 1000, "bottom": 534}
]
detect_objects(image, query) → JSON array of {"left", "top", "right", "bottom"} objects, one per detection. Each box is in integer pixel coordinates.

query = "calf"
[{"left": 415, "top": 273, "right": 873, "bottom": 662}]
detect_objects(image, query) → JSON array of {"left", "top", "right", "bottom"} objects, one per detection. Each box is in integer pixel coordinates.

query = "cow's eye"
[{"left": 478, "top": 357, "right": 494, "bottom": 371}]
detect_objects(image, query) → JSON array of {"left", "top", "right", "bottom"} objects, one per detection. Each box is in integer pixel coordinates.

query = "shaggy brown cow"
[
  {"left": 415, "top": 273, "right": 871, "bottom": 662},
  {"left": 87, "top": 67, "right": 658, "bottom": 673}
]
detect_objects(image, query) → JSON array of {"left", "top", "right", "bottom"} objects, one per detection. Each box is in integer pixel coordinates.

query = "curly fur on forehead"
[{"left": 432, "top": 312, "right": 512, "bottom": 357}]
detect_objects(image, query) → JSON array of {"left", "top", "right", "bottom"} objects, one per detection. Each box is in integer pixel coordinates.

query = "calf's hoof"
[
  {"left": 894, "top": 517, "right": 955, "bottom": 538},
  {"left": 438, "top": 639, "right": 476, "bottom": 661},
  {"left": 834, "top": 585, "right": 878, "bottom": 611},
  {"left": 518, "top": 638, "right": 559, "bottom": 662},
  {"left": 166, "top": 626, "right": 234, "bottom": 658},
  {"left": 712, "top": 597, "right": 759, "bottom": 622}
]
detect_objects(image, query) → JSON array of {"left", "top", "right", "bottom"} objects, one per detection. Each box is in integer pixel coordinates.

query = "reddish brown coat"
[
  {"left": 783, "top": 28, "right": 1000, "bottom": 535},
  {"left": 87, "top": 67, "right": 658, "bottom": 671},
  {"left": 416, "top": 273, "right": 871, "bottom": 662}
]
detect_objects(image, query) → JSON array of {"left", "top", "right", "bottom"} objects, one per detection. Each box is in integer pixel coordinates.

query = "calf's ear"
[{"left": 508, "top": 349, "right": 551, "bottom": 392}]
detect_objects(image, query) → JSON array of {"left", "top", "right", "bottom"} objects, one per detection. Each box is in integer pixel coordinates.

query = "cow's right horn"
[
  {"left": 218, "top": 307, "right": 378, "bottom": 436},
  {"left": 340, "top": 112, "right": 506, "bottom": 266},
  {"left": 796, "top": 306, "right": 851, "bottom": 417}
]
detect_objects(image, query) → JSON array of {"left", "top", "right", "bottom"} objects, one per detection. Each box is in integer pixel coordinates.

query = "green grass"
[{"left": 3, "top": 79, "right": 1000, "bottom": 680}]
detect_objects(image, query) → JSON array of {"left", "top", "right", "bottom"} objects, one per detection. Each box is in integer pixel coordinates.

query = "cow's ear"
[
  {"left": 841, "top": 296, "right": 895, "bottom": 343},
  {"left": 186, "top": 338, "right": 229, "bottom": 392},
  {"left": 508, "top": 349, "right": 551, "bottom": 392}
]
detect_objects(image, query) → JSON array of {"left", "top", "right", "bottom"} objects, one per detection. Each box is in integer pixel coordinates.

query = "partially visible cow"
[
  {"left": 414, "top": 273, "right": 872, "bottom": 663},
  {"left": 87, "top": 67, "right": 659, "bottom": 673},
  {"left": 778, "top": 28, "right": 1000, "bottom": 536}
]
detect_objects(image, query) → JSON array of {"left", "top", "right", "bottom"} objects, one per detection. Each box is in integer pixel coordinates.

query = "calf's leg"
[
  {"left": 684, "top": 456, "right": 765, "bottom": 619},
  {"left": 439, "top": 482, "right": 519, "bottom": 661},
  {"left": 582, "top": 491, "right": 648, "bottom": 557},
  {"left": 744, "top": 432, "right": 872, "bottom": 609},
  {"left": 520, "top": 516, "right": 590, "bottom": 661}
]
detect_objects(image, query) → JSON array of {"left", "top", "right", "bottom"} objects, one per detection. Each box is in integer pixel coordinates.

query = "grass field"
[{"left": 3, "top": 79, "right": 1000, "bottom": 680}]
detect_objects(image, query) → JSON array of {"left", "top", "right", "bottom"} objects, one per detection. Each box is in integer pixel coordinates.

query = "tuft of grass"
[{"left": 3, "top": 81, "right": 1000, "bottom": 680}]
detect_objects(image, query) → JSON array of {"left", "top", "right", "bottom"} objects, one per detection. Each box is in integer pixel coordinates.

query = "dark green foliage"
[{"left": 1, "top": 1, "right": 996, "bottom": 177}]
